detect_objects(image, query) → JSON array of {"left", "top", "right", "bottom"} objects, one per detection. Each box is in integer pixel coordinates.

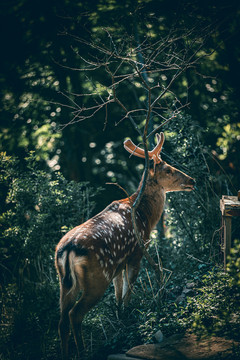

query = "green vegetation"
[
  {"left": 1, "top": 122, "right": 239, "bottom": 359},
  {"left": 0, "top": 153, "right": 99, "bottom": 359},
  {"left": 0, "top": 1, "right": 240, "bottom": 359}
]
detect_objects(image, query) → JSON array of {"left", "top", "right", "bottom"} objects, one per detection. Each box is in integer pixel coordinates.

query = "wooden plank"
[
  {"left": 220, "top": 194, "right": 240, "bottom": 270},
  {"left": 224, "top": 209, "right": 240, "bottom": 217},
  {"left": 220, "top": 195, "right": 240, "bottom": 215},
  {"left": 223, "top": 216, "right": 232, "bottom": 271},
  {"left": 221, "top": 195, "right": 240, "bottom": 206}
]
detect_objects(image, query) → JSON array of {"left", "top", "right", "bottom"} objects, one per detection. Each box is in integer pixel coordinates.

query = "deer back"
[{"left": 56, "top": 198, "right": 149, "bottom": 285}]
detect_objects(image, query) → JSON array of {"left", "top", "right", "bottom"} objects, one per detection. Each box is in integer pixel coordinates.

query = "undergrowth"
[{"left": 0, "top": 144, "right": 239, "bottom": 360}]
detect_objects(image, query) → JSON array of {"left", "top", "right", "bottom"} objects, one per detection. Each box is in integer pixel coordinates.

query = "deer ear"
[{"left": 149, "top": 168, "right": 155, "bottom": 178}]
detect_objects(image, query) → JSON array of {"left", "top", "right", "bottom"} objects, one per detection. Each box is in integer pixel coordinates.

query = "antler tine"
[
  {"left": 148, "top": 132, "right": 164, "bottom": 163},
  {"left": 124, "top": 132, "right": 165, "bottom": 164},
  {"left": 123, "top": 139, "right": 145, "bottom": 159}
]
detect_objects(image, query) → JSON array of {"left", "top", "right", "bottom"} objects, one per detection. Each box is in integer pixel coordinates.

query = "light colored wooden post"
[
  {"left": 223, "top": 215, "right": 232, "bottom": 271},
  {"left": 220, "top": 194, "right": 240, "bottom": 271}
]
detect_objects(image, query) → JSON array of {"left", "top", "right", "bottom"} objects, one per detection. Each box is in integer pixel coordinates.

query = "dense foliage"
[
  {"left": 0, "top": 153, "right": 99, "bottom": 359},
  {"left": 1, "top": 119, "right": 239, "bottom": 359},
  {"left": 0, "top": 1, "right": 240, "bottom": 359},
  {"left": 1, "top": 0, "right": 240, "bottom": 200}
]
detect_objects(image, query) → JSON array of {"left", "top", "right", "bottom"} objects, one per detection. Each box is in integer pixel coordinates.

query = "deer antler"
[{"left": 124, "top": 132, "right": 165, "bottom": 166}]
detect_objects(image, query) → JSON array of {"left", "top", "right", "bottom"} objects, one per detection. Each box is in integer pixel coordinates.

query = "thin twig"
[{"left": 99, "top": 316, "right": 108, "bottom": 341}]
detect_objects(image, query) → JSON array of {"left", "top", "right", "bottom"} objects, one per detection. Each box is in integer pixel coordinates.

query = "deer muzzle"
[{"left": 180, "top": 177, "right": 196, "bottom": 191}]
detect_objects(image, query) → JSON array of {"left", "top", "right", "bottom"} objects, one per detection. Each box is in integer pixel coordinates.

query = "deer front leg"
[
  {"left": 113, "top": 271, "right": 123, "bottom": 307},
  {"left": 122, "top": 262, "right": 141, "bottom": 307}
]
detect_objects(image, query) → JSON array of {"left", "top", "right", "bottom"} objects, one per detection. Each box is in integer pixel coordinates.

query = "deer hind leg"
[
  {"left": 122, "top": 262, "right": 141, "bottom": 307},
  {"left": 58, "top": 284, "right": 79, "bottom": 360},
  {"left": 69, "top": 269, "right": 109, "bottom": 359}
]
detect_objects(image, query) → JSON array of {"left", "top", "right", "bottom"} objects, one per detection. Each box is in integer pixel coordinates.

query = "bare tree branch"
[{"left": 54, "top": 19, "right": 218, "bottom": 289}]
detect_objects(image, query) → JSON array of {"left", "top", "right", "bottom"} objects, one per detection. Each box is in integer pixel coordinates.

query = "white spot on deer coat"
[
  {"left": 105, "top": 211, "right": 124, "bottom": 227},
  {"left": 103, "top": 270, "right": 111, "bottom": 282},
  {"left": 68, "top": 228, "right": 80, "bottom": 241}
]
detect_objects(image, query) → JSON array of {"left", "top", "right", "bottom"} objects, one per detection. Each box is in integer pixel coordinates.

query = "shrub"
[
  {"left": 0, "top": 152, "right": 100, "bottom": 359},
  {"left": 0, "top": 152, "right": 99, "bottom": 284}
]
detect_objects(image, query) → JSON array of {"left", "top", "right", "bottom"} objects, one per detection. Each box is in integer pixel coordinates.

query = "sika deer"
[{"left": 55, "top": 132, "right": 195, "bottom": 359}]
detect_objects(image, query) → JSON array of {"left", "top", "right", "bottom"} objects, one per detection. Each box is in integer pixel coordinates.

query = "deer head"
[{"left": 124, "top": 132, "right": 195, "bottom": 193}]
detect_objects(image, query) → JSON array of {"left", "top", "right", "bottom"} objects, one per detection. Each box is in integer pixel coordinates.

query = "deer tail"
[{"left": 56, "top": 243, "right": 88, "bottom": 290}]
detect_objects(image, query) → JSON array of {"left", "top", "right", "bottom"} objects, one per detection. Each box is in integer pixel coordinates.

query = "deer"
[{"left": 55, "top": 132, "right": 195, "bottom": 359}]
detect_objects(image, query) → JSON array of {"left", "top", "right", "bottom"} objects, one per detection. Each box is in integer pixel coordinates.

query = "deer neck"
[{"left": 130, "top": 175, "right": 166, "bottom": 232}]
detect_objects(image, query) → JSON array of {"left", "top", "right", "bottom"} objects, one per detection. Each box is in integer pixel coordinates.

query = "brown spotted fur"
[{"left": 55, "top": 134, "right": 195, "bottom": 359}]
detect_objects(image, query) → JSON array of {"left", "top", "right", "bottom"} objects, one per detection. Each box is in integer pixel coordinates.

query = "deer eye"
[{"left": 166, "top": 168, "right": 172, "bottom": 174}]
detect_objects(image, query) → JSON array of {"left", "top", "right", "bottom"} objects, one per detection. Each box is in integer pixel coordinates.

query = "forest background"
[{"left": 0, "top": 1, "right": 240, "bottom": 359}]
